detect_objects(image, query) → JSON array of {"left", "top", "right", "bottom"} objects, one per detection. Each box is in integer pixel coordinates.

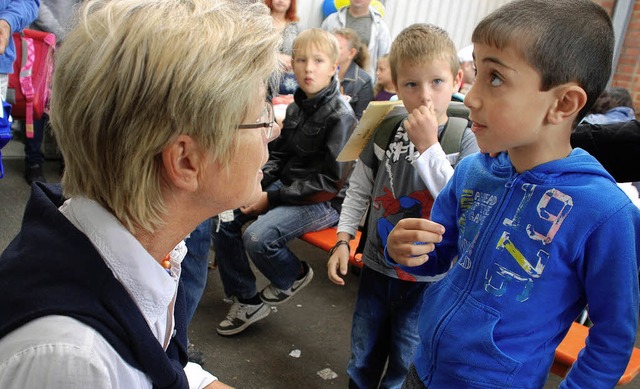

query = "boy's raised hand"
[
  {"left": 387, "top": 218, "right": 445, "bottom": 267},
  {"left": 404, "top": 101, "right": 438, "bottom": 154}
]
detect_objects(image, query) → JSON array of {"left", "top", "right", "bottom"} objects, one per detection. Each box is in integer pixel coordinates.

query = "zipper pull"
[{"left": 505, "top": 172, "right": 518, "bottom": 188}]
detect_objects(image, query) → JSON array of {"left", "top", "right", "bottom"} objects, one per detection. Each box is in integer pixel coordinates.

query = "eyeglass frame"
[{"left": 237, "top": 101, "right": 276, "bottom": 140}]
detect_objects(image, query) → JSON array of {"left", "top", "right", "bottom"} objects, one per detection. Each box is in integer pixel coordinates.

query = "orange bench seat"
[
  {"left": 551, "top": 322, "right": 640, "bottom": 385},
  {"left": 299, "top": 227, "right": 363, "bottom": 268}
]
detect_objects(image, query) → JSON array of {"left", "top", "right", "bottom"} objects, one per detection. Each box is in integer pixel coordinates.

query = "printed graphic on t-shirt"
[
  {"left": 458, "top": 183, "right": 573, "bottom": 302},
  {"left": 369, "top": 127, "right": 433, "bottom": 281}
]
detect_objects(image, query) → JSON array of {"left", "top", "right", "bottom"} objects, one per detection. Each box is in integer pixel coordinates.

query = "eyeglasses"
[{"left": 238, "top": 102, "right": 276, "bottom": 140}]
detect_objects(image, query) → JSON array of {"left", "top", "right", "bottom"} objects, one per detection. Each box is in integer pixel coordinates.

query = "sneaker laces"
[{"left": 225, "top": 300, "right": 243, "bottom": 320}]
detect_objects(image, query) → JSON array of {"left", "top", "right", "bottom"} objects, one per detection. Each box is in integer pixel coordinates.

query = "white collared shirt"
[{"left": 0, "top": 197, "right": 216, "bottom": 389}]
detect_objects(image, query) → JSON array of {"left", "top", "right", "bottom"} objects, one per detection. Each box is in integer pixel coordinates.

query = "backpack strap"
[
  {"left": 374, "top": 113, "right": 406, "bottom": 152},
  {"left": 373, "top": 105, "right": 409, "bottom": 157},
  {"left": 440, "top": 116, "right": 468, "bottom": 155},
  {"left": 18, "top": 34, "right": 35, "bottom": 139}
]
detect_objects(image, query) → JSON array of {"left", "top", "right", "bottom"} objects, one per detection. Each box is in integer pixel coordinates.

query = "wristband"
[{"left": 329, "top": 240, "right": 350, "bottom": 256}]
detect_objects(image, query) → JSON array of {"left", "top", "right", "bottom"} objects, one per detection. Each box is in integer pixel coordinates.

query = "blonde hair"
[
  {"left": 292, "top": 28, "right": 340, "bottom": 63},
  {"left": 389, "top": 24, "right": 459, "bottom": 85},
  {"left": 332, "top": 28, "right": 370, "bottom": 72},
  {"left": 51, "top": 0, "right": 280, "bottom": 233}
]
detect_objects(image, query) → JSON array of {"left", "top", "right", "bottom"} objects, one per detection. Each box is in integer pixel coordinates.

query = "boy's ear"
[
  {"left": 161, "top": 134, "right": 202, "bottom": 193},
  {"left": 547, "top": 83, "right": 587, "bottom": 125},
  {"left": 331, "top": 61, "right": 338, "bottom": 74},
  {"left": 392, "top": 80, "right": 401, "bottom": 100},
  {"left": 452, "top": 69, "right": 463, "bottom": 92}
]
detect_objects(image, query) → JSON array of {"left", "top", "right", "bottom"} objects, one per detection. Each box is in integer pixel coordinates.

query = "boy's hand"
[
  {"left": 387, "top": 218, "right": 444, "bottom": 267},
  {"left": 327, "top": 244, "right": 350, "bottom": 286},
  {"left": 240, "top": 192, "right": 269, "bottom": 216},
  {"left": 404, "top": 102, "right": 438, "bottom": 154},
  {"left": 0, "top": 20, "right": 10, "bottom": 55}
]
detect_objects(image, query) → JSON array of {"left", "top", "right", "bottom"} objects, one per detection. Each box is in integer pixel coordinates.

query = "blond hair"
[
  {"left": 389, "top": 24, "right": 459, "bottom": 85},
  {"left": 51, "top": 0, "right": 280, "bottom": 233},
  {"left": 292, "top": 28, "right": 340, "bottom": 63}
]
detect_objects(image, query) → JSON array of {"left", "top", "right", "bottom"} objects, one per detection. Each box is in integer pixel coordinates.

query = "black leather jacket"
[
  {"left": 340, "top": 61, "right": 373, "bottom": 120},
  {"left": 263, "top": 77, "right": 357, "bottom": 211},
  {"left": 571, "top": 119, "right": 640, "bottom": 183}
]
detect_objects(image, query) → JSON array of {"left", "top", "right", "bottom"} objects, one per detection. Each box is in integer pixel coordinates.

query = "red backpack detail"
[{"left": 7, "top": 29, "right": 56, "bottom": 139}]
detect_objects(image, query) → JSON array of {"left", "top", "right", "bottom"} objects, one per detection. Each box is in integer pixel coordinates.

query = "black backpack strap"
[{"left": 373, "top": 106, "right": 408, "bottom": 154}]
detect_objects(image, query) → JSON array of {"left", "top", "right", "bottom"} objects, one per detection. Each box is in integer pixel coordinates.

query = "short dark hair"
[{"left": 472, "top": 0, "right": 613, "bottom": 121}]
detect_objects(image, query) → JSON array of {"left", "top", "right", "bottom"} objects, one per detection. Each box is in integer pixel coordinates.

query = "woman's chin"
[{"left": 243, "top": 188, "right": 262, "bottom": 207}]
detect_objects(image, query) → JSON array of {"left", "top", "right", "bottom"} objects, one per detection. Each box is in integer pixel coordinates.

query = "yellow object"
[{"left": 334, "top": 0, "right": 385, "bottom": 18}]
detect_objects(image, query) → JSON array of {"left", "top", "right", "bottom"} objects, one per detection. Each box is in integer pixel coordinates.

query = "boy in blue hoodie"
[{"left": 385, "top": 1, "right": 640, "bottom": 388}]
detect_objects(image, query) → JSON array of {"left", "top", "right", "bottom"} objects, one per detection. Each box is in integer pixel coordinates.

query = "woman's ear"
[
  {"left": 161, "top": 134, "right": 202, "bottom": 192},
  {"left": 548, "top": 83, "right": 587, "bottom": 125}
]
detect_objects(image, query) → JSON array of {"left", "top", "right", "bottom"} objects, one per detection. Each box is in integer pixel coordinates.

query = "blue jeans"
[
  {"left": 211, "top": 196, "right": 338, "bottom": 300},
  {"left": 182, "top": 218, "right": 212, "bottom": 325},
  {"left": 347, "top": 266, "right": 429, "bottom": 389}
]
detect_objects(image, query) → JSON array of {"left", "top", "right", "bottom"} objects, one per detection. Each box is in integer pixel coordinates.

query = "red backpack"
[{"left": 7, "top": 29, "right": 56, "bottom": 139}]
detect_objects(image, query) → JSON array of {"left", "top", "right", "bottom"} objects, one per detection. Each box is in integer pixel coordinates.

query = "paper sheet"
[{"left": 337, "top": 100, "right": 404, "bottom": 162}]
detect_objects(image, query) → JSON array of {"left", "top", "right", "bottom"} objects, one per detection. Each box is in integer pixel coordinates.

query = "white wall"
[{"left": 296, "top": 0, "right": 514, "bottom": 53}]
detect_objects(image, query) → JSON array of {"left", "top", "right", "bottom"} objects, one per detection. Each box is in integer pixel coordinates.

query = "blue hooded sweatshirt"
[
  {"left": 402, "top": 149, "right": 640, "bottom": 388},
  {"left": 0, "top": 0, "right": 40, "bottom": 73}
]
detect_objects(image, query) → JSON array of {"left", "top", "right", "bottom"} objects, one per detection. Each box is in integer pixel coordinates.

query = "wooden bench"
[
  {"left": 299, "top": 227, "right": 363, "bottom": 268},
  {"left": 299, "top": 229, "right": 640, "bottom": 386},
  {"left": 551, "top": 322, "right": 640, "bottom": 385}
]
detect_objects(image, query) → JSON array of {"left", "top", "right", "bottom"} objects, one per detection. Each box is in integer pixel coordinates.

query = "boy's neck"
[
  {"left": 349, "top": 5, "right": 369, "bottom": 18},
  {"left": 299, "top": 78, "right": 335, "bottom": 101},
  {"left": 508, "top": 125, "right": 574, "bottom": 173}
]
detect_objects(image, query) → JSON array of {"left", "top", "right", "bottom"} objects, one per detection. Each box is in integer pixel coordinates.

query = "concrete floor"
[{"left": 2, "top": 138, "right": 640, "bottom": 388}]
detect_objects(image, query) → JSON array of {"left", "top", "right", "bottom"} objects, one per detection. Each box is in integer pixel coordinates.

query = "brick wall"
[{"left": 593, "top": 0, "right": 640, "bottom": 118}]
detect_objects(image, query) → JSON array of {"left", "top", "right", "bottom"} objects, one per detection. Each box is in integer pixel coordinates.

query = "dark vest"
[{"left": 0, "top": 183, "right": 188, "bottom": 389}]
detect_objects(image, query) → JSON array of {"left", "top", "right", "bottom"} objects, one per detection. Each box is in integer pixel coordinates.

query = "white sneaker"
[
  {"left": 260, "top": 261, "right": 314, "bottom": 305},
  {"left": 216, "top": 297, "right": 271, "bottom": 336}
]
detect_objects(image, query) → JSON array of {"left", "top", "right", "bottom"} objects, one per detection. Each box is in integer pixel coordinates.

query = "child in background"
[
  {"left": 327, "top": 24, "right": 479, "bottom": 388},
  {"left": 373, "top": 54, "right": 396, "bottom": 101},
  {"left": 211, "top": 28, "right": 357, "bottom": 336},
  {"left": 386, "top": 1, "right": 640, "bottom": 388},
  {"left": 583, "top": 86, "right": 636, "bottom": 125},
  {"left": 333, "top": 28, "right": 374, "bottom": 119}
]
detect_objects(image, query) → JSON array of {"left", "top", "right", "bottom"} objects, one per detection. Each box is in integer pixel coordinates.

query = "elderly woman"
[{"left": 0, "top": 0, "right": 280, "bottom": 388}]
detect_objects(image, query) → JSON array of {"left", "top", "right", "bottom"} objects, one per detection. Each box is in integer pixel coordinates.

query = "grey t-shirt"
[{"left": 346, "top": 12, "right": 372, "bottom": 46}]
